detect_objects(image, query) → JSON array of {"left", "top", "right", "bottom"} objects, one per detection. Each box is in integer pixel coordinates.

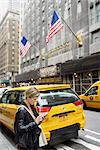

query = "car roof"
[
  {"left": 0, "top": 87, "right": 8, "bottom": 90},
  {"left": 91, "top": 81, "right": 100, "bottom": 87},
  {"left": 6, "top": 84, "right": 71, "bottom": 92}
]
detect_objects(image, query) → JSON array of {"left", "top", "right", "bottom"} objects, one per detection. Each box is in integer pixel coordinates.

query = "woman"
[{"left": 14, "top": 87, "right": 47, "bottom": 150}]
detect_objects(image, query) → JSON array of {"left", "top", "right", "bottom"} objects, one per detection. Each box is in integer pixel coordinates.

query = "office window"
[
  {"left": 12, "top": 36, "right": 15, "bottom": 39},
  {"left": 58, "top": 0, "right": 61, "bottom": 4},
  {"left": 91, "top": 29, "right": 100, "bottom": 43},
  {"left": 12, "top": 30, "right": 15, "bottom": 35},
  {"left": 90, "top": 7, "right": 94, "bottom": 25},
  {"left": 12, "top": 51, "right": 15, "bottom": 55},
  {"left": 42, "top": 26, "right": 45, "bottom": 36},
  {"left": 12, "top": 46, "right": 15, "bottom": 50},
  {"left": 77, "top": 0, "right": 82, "bottom": 15},
  {"left": 68, "top": 7, "right": 71, "bottom": 16},
  {"left": 12, "top": 25, "right": 15, "bottom": 29},
  {"left": 96, "top": 3, "right": 100, "bottom": 22},
  {"left": 12, "top": 56, "right": 14, "bottom": 60},
  {"left": 12, "top": 41, "right": 15, "bottom": 44},
  {"left": 12, "top": 20, "right": 15, "bottom": 24},
  {"left": 12, "top": 62, "right": 14, "bottom": 65},
  {"left": 65, "top": 0, "right": 71, "bottom": 18}
]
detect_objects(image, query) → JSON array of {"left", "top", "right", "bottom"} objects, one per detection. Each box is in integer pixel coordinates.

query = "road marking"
[
  {"left": 84, "top": 128, "right": 100, "bottom": 136},
  {"left": 85, "top": 135, "right": 100, "bottom": 143},
  {"left": 55, "top": 144, "right": 74, "bottom": 150},
  {"left": 71, "top": 138, "right": 100, "bottom": 150}
]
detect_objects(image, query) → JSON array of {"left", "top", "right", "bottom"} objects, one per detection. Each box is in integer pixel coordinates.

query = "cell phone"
[
  {"left": 42, "top": 113, "right": 48, "bottom": 119},
  {"left": 44, "top": 113, "right": 48, "bottom": 117}
]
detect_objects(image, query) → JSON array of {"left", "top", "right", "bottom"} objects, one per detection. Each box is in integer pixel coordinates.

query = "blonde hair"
[{"left": 25, "top": 87, "right": 40, "bottom": 99}]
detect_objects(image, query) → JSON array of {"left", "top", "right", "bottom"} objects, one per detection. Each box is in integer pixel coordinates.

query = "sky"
[{"left": 0, "top": 0, "right": 9, "bottom": 22}]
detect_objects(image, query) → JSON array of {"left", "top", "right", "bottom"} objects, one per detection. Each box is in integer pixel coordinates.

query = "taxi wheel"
[
  {"left": 82, "top": 100, "right": 87, "bottom": 110},
  {"left": 74, "top": 130, "right": 79, "bottom": 139},
  {"left": 0, "top": 123, "right": 4, "bottom": 133},
  {"left": 41, "top": 145, "right": 54, "bottom": 149}
]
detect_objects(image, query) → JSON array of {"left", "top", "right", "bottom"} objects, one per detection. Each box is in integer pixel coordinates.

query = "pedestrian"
[{"left": 14, "top": 87, "right": 47, "bottom": 150}]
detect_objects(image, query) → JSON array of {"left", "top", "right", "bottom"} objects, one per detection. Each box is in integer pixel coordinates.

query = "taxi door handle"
[{"left": 90, "top": 96, "right": 93, "bottom": 100}]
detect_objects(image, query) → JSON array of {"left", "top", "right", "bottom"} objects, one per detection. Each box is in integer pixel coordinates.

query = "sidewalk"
[{"left": 0, "top": 131, "right": 16, "bottom": 150}]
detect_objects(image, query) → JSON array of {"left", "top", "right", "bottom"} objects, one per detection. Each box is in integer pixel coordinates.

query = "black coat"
[{"left": 14, "top": 103, "right": 41, "bottom": 149}]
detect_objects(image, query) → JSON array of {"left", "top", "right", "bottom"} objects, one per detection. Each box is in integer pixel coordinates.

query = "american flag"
[
  {"left": 20, "top": 36, "right": 31, "bottom": 58},
  {"left": 46, "top": 10, "right": 63, "bottom": 43}
]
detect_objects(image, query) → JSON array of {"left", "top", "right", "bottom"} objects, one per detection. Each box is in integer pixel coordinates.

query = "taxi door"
[
  {"left": 97, "top": 85, "right": 100, "bottom": 109},
  {"left": 0, "top": 91, "right": 18, "bottom": 131},
  {"left": 5, "top": 91, "right": 24, "bottom": 132},
  {"left": 84, "top": 86, "right": 99, "bottom": 108},
  {"left": 0, "top": 92, "right": 9, "bottom": 126}
]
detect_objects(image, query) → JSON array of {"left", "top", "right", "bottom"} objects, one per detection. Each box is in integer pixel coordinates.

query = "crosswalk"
[
  {"left": 55, "top": 144, "right": 75, "bottom": 150},
  {"left": 0, "top": 127, "right": 100, "bottom": 150},
  {"left": 53, "top": 138, "right": 100, "bottom": 150}
]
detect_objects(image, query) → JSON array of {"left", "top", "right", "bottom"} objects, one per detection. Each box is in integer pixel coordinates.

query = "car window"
[
  {"left": 0, "top": 88, "right": 7, "bottom": 96},
  {"left": 37, "top": 88, "right": 79, "bottom": 106},
  {"left": 1, "top": 93, "right": 8, "bottom": 103},
  {"left": 6, "top": 91, "right": 24, "bottom": 105},
  {"left": 1, "top": 90, "right": 24, "bottom": 104},
  {"left": 7, "top": 92, "right": 17, "bottom": 104},
  {"left": 18, "top": 91, "right": 25, "bottom": 103},
  {"left": 86, "top": 86, "right": 98, "bottom": 95}
]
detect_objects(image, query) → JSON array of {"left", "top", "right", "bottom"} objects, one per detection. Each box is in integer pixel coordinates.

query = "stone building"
[
  {"left": 16, "top": 0, "right": 100, "bottom": 94},
  {"left": 0, "top": 11, "right": 19, "bottom": 85}
]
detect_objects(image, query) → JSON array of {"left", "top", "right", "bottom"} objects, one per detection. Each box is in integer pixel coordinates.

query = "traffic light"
[{"left": 76, "top": 32, "right": 83, "bottom": 47}]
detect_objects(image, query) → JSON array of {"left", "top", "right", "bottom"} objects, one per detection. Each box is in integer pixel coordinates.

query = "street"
[
  {"left": 0, "top": 109, "right": 100, "bottom": 150},
  {"left": 0, "top": 0, "right": 100, "bottom": 149}
]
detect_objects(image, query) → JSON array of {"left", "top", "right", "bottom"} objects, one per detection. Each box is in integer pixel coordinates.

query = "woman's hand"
[{"left": 35, "top": 114, "right": 45, "bottom": 124}]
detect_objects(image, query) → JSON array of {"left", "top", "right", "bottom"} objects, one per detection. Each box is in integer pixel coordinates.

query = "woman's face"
[{"left": 28, "top": 96, "right": 38, "bottom": 106}]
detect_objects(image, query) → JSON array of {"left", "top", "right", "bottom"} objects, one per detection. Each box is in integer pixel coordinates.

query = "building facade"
[
  {"left": 0, "top": 0, "right": 19, "bottom": 22},
  {"left": 0, "top": 11, "right": 19, "bottom": 85},
  {"left": 16, "top": 0, "right": 100, "bottom": 94},
  {"left": 61, "top": 0, "right": 100, "bottom": 94},
  {"left": 8, "top": 0, "right": 19, "bottom": 12}
]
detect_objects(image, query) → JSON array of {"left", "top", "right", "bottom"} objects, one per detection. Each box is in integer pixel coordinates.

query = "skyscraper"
[
  {"left": 8, "top": 0, "right": 19, "bottom": 13},
  {"left": 0, "top": 0, "right": 19, "bottom": 22},
  {"left": 0, "top": 0, "right": 20, "bottom": 86}
]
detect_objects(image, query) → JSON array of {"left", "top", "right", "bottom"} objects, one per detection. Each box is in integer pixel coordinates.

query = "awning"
[
  {"left": 61, "top": 53, "right": 100, "bottom": 75},
  {"left": 15, "top": 69, "right": 40, "bottom": 82}
]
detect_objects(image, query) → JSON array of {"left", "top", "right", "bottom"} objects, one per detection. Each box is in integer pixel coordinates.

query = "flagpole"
[
  {"left": 30, "top": 44, "right": 44, "bottom": 69},
  {"left": 54, "top": 0, "right": 80, "bottom": 43},
  {"left": 19, "top": 1, "right": 22, "bottom": 74},
  {"left": 60, "top": 15, "right": 79, "bottom": 42}
]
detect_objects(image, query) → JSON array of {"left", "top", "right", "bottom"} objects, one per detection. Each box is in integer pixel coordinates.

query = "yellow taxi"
[
  {"left": 0, "top": 84, "right": 85, "bottom": 144},
  {"left": 79, "top": 81, "right": 100, "bottom": 109}
]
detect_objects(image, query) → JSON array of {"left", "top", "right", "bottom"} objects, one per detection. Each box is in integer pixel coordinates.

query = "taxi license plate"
[{"left": 59, "top": 114, "right": 67, "bottom": 121}]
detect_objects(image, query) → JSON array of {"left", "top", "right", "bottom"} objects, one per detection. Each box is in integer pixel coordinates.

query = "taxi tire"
[
  {"left": 82, "top": 100, "right": 87, "bottom": 110},
  {"left": 74, "top": 130, "right": 79, "bottom": 139},
  {"left": 0, "top": 123, "right": 4, "bottom": 133}
]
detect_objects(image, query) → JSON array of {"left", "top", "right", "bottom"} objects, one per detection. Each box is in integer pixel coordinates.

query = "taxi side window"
[
  {"left": 1, "top": 91, "right": 24, "bottom": 104},
  {"left": 87, "top": 86, "right": 98, "bottom": 95},
  {"left": 1, "top": 93, "right": 8, "bottom": 103},
  {"left": 18, "top": 92, "right": 25, "bottom": 103},
  {"left": 7, "top": 91, "right": 24, "bottom": 104},
  {"left": 7, "top": 92, "right": 17, "bottom": 104}
]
